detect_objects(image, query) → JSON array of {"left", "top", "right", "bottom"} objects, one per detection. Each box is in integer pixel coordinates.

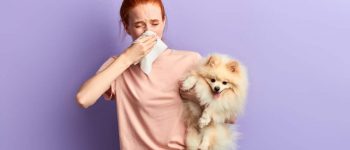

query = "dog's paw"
[
  {"left": 181, "top": 76, "right": 197, "bottom": 91},
  {"left": 198, "top": 118, "right": 210, "bottom": 128},
  {"left": 198, "top": 114, "right": 211, "bottom": 128},
  {"left": 198, "top": 143, "right": 209, "bottom": 150},
  {"left": 186, "top": 146, "right": 198, "bottom": 150}
]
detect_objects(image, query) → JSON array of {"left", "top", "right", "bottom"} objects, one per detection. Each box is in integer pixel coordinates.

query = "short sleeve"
[
  {"left": 179, "top": 51, "right": 203, "bottom": 83},
  {"left": 189, "top": 52, "right": 203, "bottom": 69},
  {"left": 95, "top": 56, "right": 118, "bottom": 101},
  {"left": 178, "top": 51, "right": 203, "bottom": 95},
  {"left": 193, "top": 52, "right": 203, "bottom": 63}
]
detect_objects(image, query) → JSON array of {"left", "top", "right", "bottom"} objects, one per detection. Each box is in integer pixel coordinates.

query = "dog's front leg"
[
  {"left": 198, "top": 133, "right": 210, "bottom": 150},
  {"left": 198, "top": 109, "right": 212, "bottom": 128}
]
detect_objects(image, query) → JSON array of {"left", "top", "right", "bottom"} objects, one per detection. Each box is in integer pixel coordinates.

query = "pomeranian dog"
[{"left": 180, "top": 54, "right": 248, "bottom": 150}]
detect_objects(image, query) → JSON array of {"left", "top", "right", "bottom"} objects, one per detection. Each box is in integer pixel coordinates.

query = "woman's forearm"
[{"left": 76, "top": 53, "right": 132, "bottom": 108}]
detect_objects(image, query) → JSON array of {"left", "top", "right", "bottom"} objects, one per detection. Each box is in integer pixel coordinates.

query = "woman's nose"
[
  {"left": 144, "top": 25, "right": 149, "bottom": 32},
  {"left": 144, "top": 23, "right": 154, "bottom": 32},
  {"left": 142, "top": 23, "right": 149, "bottom": 31}
]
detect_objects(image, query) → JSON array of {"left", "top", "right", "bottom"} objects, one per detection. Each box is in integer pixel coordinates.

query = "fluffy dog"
[{"left": 180, "top": 54, "right": 248, "bottom": 150}]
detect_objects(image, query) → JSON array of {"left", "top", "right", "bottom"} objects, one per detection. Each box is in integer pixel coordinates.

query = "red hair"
[{"left": 120, "top": 0, "right": 166, "bottom": 27}]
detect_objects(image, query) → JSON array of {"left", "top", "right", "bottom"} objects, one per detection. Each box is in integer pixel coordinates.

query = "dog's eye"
[
  {"left": 223, "top": 81, "right": 227, "bottom": 85},
  {"left": 211, "top": 79, "right": 216, "bottom": 82}
]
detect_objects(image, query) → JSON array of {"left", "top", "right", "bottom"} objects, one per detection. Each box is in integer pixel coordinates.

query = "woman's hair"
[{"left": 120, "top": 0, "right": 167, "bottom": 27}]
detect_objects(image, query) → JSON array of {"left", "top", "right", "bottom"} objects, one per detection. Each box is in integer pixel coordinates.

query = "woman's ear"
[
  {"left": 123, "top": 22, "right": 130, "bottom": 35},
  {"left": 162, "top": 16, "right": 167, "bottom": 28},
  {"left": 163, "top": 16, "right": 167, "bottom": 24}
]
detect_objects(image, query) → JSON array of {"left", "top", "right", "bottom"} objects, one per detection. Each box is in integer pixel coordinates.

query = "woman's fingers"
[
  {"left": 179, "top": 87, "right": 197, "bottom": 101},
  {"left": 134, "top": 34, "right": 156, "bottom": 43},
  {"left": 142, "top": 37, "right": 157, "bottom": 53},
  {"left": 126, "top": 34, "right": 157, "bottom": 65},
  {"left": 133, "top": 35, "right": 149, "bottom": 43},
  {"left": 143, "top": 35, "right": 157, "bottom": 45}
]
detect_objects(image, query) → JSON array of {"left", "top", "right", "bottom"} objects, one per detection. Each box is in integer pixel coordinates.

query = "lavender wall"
[{"left": 1, "top": 0, "right": 349, "bottom": 150}]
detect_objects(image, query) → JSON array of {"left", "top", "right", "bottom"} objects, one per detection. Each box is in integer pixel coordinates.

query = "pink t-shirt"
[{"left": 96, "top": 49, "right": 202, "bottom": 150}]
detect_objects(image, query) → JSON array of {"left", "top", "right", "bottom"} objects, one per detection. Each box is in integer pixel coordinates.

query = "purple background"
[{"left": 1, "top": 0, "right": 350, "bottom": 149}]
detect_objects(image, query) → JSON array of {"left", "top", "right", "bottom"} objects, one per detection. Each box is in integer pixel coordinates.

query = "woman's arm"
[
  {"left": 75, "top": 54, "right": 132, "bottom": 109},
  {"left": 76, "top": 35, "right": 157, "bottom": 109}
]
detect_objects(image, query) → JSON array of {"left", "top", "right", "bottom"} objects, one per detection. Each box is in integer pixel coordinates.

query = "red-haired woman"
[{"left": 76, "top": 0, "right": 235, "bottom": 149}]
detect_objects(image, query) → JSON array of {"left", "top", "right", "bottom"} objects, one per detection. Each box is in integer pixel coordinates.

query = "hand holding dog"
[{"left": 179, "top": 81, "right": 236, "bottom": 124}]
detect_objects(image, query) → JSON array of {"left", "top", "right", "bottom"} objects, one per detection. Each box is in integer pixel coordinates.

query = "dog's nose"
[{"left": 214, "top": 86, "right": 220, "bottom": 92}]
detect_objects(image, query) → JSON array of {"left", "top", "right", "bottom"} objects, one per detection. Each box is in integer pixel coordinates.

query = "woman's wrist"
[{"left": 119, "top": 51, "right": 134, "bottom": 67}]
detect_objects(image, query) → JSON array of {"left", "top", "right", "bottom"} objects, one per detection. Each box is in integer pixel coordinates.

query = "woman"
[{"left": 76, "top": 0, "right": 234, "bottom": 149}]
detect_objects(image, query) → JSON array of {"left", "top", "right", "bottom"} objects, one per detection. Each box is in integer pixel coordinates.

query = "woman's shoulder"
[{"left": 169, "top": 49, "right": 202, "bottom": 61}]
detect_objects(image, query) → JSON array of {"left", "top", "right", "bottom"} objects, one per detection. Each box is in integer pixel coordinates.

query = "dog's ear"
[
  {"left": 206, "top": 55, "right": 220, "bottom": 67},
  {"left": 226, "top": 60, "right": 239, "bottom": 72}
]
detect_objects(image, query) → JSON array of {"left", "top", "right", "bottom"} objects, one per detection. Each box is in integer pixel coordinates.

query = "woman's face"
[{"left": 125, "top": 3, "right": 166, "bottom": 40}]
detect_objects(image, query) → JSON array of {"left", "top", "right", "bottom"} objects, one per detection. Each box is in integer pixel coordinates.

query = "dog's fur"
[{"left": 180, "top": 54, "right": 248, "bottom": 150}]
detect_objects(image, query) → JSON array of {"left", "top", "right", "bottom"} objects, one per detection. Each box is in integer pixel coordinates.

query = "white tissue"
[{"left": 133, "top": 30, "right": 168, "bottom": 75}]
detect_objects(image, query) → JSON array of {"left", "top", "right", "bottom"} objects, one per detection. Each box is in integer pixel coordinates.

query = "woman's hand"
[
  {"left": 179, "top": 80, "right": 198, "bottom": 101},
  {"left": 179, "top": 87, "right": 198, "bottom": 101},
  {"left": 179, "top": 81, "right": 236, "bottom": 124},
  {"left": 123, "top": 35, "right": 157, "bottom": 65}
]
